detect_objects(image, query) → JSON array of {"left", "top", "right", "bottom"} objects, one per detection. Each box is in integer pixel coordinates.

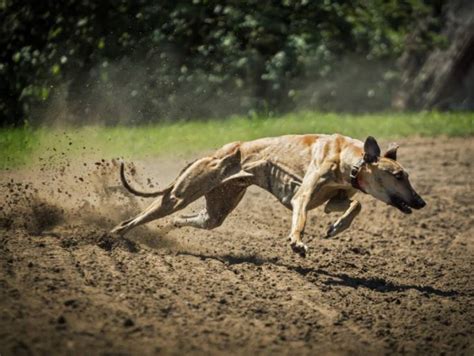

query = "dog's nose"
[
  {"left": 412, "top": 195, "right": 426, "bottom": 209},
  {"left": 417, "top": 199, "right": 426, "bottom": 209}
]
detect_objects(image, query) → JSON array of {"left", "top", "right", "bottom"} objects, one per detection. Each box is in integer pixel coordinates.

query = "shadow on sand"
[{"left": 177, "top": 251, "right": 460, "bottom": 298}]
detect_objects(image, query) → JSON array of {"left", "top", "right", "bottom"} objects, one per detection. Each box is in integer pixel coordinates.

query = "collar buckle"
[{"left": 350, "top": 158, "right": 367, "bottom": 194}]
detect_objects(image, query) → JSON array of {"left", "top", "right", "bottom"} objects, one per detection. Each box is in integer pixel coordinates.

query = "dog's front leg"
[
  {"left": 326, "top": 200, "right": 361, "bottom": 238},
  {"left": 289, "top": 163, "right": 333, "bottom": 257}
]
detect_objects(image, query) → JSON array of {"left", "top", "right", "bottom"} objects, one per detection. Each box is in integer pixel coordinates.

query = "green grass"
[{"left": 1, "top": 111, "right": 473, "bottom": 169}]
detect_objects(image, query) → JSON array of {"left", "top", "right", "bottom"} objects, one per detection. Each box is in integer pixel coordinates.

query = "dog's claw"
[{"left": 290, "top": 241, "right": 308, "bottom": 258}]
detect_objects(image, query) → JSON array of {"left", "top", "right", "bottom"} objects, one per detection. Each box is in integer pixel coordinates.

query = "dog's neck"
[{"left": 341, "top": 143, "right": 367, "bottom": 192}]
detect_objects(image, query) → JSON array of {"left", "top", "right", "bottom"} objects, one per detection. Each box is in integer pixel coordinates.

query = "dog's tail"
[{"left": 120, "top": 161, "right": 171, "bottom": 198}]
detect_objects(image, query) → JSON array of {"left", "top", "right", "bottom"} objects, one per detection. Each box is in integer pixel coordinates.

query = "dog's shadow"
[{"left": 177, "top": 251, "right": 460, "bottom": 298}]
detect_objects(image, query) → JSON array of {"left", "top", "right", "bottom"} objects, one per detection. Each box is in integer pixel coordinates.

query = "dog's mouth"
[{"left": 389, "top": 196, "right": 412, "bottom": 214}]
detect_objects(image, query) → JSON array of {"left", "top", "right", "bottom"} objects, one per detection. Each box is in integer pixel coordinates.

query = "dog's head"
[{"left": 358, "top": 136, "right": 426, "bottom": 214}]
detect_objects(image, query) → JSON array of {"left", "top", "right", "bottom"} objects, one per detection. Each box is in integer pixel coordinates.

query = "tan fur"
[{"left": 111, "top": 134, "right": 425, "bottom": 257}]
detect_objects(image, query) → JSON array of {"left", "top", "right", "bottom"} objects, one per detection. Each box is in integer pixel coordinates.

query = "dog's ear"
[
  {"left": 384, "top": 143, "right": 399, "bottom": 160},
  {"left": 363, "top": 136, "right": 381, "bottom": 163}
]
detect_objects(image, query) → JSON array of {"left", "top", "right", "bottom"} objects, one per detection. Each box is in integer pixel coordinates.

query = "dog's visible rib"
[{"left": 120, "top": 162, "right": 172, "bottom": 197}]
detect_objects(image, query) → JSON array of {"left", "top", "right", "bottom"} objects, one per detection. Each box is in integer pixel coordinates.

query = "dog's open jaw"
[{"left": 389, "top": 195, "right": 412, "bottom": 214}]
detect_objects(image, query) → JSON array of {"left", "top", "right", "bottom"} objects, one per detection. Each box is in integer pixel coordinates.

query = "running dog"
[{"left": 111, "top": 134, "right": 426, "bottom": 257}]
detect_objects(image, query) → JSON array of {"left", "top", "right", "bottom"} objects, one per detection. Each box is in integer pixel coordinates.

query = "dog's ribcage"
[{"left": 262, "top": 161, "right": 302, "bottom": 206}]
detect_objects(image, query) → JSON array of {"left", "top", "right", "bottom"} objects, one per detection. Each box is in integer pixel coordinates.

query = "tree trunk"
[{"left": 396, "top": 0, "right": 474, "bottom": 110}]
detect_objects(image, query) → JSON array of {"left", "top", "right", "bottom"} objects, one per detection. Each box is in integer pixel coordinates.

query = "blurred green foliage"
[{"left": 0, "top": 0, "right": 443, "bottom": 126}]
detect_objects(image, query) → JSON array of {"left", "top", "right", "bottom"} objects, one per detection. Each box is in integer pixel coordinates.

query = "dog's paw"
[
  {"left": 110, "top": 223, "right": 127, "bottom": 236},
  {"left": 325, "top": 225, "right": 336, "bottom": 238},
  {"left": 110, "top": 226, "right": 122, "bottom": 235},
  {"left": 325, "top": 222, "right": 341, "bottom": 238},
  {"left": 290, "top": 241, "right": 308, "bottom": 258}
]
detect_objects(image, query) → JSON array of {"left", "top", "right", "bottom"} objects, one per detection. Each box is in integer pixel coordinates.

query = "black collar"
[{"left": 350, "top": 158, "right": 367, "bottom": 194}]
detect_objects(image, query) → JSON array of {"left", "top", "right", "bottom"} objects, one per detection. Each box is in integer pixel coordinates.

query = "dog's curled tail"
[{"left": 120, "top": 161, "right": 171, "bottom": 198}]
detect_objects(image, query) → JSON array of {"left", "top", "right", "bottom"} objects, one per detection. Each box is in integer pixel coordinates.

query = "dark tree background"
[{"left": 1, "top": 0, "right": 470, "bottom": 127}]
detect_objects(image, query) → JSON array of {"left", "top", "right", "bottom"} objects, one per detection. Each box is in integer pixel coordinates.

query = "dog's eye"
[{"left": 394, "top": 172, "right": 404, "bottom": 180}]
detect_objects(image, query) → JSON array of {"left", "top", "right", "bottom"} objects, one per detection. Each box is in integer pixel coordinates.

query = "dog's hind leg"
[
  {"left": 173, "top": 182, "right": 247, "bottom": 229},
  {"left": 325, "top": 199, "right": 361, "bottom": 238},
  {"left": 111, "top": 191, "right": 189, "bottom": 235},
  {"left": 111, "top": 150, "right": 247, "bottom": 235}
]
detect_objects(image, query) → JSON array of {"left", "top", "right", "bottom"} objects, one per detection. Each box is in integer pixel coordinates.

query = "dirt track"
[{"left": 1, "top": 137, "right": 473, "bottom": 355}]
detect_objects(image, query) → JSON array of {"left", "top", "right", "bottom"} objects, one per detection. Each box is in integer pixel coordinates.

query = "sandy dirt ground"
[{"left": 0, "top": 137, "right": 473, "bottom": 355}]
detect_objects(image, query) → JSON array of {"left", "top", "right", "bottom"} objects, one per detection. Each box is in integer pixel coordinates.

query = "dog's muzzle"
[
  {"left": 390, "top": 192, "right": 426, "bottom": 214},
  {"left": 411, "top": 193, "right": 426, "bottom": 210}
]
